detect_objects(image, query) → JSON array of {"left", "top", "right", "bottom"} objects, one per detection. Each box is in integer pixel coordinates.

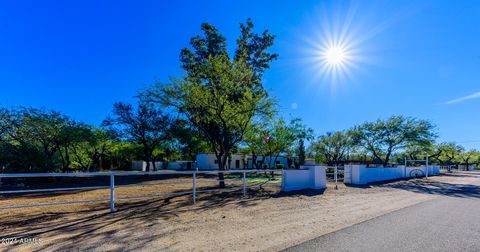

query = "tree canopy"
[
  {"left": 103, "top": 101, "right": 175, "bottom": 171},
  {"left": 311, "top": 130, "right": 355, "bottom": 165},
  {"left": 352, "top": 116, "right": 437, "bottom": 166},
  {"left": 144, "top": 19, "right": 277, "bottom": 185},
  {"left": 243, "top": 118, "right": 311, "bottom": 168}
]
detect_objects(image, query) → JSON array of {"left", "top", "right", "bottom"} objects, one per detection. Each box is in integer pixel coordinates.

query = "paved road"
[{"left": 284, "top": 177, "right": 480, "bottom": 252}]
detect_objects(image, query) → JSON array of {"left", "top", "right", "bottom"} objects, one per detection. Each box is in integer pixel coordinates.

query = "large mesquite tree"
[
  {"left": 353, "top": 116, "right": 437, "bottom": 167},
  {"left": 430, "top": 142, "right": 464, "bottom": 166},
  {"left": 311, "top": 130, "right": 355, "bottom": 166},
  {"left": 147, "top": 19, "right": 277, "bottom": 187},
  {"left": 104, "top": 102, "right": 175, "bottom": 172}
]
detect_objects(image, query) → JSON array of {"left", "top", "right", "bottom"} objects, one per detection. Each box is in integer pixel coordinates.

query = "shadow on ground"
[
  {"left": 0, "top": 184, "right": 327, "bottom": 252},
  {"left": 349, "top": 172, "right": 480, "bottom": 199},
  {"left": 3, "top": 172, "right": 477, "bottom": 251}
]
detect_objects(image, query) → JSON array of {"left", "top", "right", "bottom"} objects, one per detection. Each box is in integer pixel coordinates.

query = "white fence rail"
[{"left": 0, "top": 169, "right": 283, "bottom": 212}]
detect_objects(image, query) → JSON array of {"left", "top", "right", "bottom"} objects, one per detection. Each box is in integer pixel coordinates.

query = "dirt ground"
[{"left": 1, "top": 171, "right": 479, "bottom": 252}]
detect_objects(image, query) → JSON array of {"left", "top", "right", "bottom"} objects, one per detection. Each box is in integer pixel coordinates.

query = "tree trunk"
[
  {"left": 64, "top": 146, "right": 70, "bottom": 171},
  {"left": 145, "top": 156, "right": 151, "bottom": 172},
  {"left": 152, "top": 158, "right": 157, "bottom": 171},
  {"left": 216, "top": 152, "right": 228, "bottom": 188},
  {"left": 98, "top": 156, "right": 103, "bottom": 171},
  {"left": 383, "top": 150, "right": 392, "bottom": 167}
]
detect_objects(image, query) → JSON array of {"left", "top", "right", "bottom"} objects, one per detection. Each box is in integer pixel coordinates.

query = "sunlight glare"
[{"left": 324, "top": 46, "right": 347, "bottom": 66}]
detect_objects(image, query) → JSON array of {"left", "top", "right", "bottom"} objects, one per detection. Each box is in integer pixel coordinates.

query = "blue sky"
[{"left": 0, "top": 0, "right": 479, "bottom": 149}]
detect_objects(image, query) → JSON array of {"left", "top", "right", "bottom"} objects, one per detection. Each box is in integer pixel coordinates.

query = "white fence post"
[
  {"left": 242, "top": 171, "right": 247, "bottom": 196},
  {"left": 110, "top": 175, "right": 116, "bottom": 212},
  {"left": 426, "top": 156, "right": 429, "bottom": 178},
  {"left": 334, "top": 166, "right": 338, "bottom": 190},
  {"left": 192, "top": 172, "right": 196, "bottom": 204}
]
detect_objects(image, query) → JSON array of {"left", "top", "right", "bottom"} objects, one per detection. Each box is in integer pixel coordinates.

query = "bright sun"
[{"left": 324, "top": 46, "right": 347, "bottom": 66}]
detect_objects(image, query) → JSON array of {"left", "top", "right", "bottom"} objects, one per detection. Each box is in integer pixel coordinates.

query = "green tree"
[
  {"left": 243, "top": 122, "right": 270, "bottom": 168},
  {"left": 0, "top": 108, "right": 12, "bottom": 171},
  {"left": 353, "top": 116, "right": 437, "bottom": 166},
  {"left": 297, "top": 139, "right": 306, "bottom": 167},
  {"left": 104, "top": 102, "right": 175, "bottom": 171},
  {"left": 0, "top": 108, "right": 76, "bottom": 172},
  {"left": 243, "top": 118, "right": 312, "bottom": 168},
  {"left": 170, "top": 119, "right": 211, "bottom": 161},
  {"left": 405, "top": 142, "right": 435, "bottom": 161},
  {"left": 12, "top": 108, "right": 67, "bottom": 171},
  {"left": 431, "top": 142, "right": 463, "bottom": 166},
  {"left": 459, "top": 149, "right": 479, "bottom": 169},
  {"left": 55, "top": 121, "right": 94, "bottom": 172},
  {"left": 288, "top": 118, "right": 314, "bottom": 166},
  {"left": 263, "top": 119, "right": 296, "bottom": 168},
  {"left": 311, "top": 130, "right": 355, "bottom": 165},
  {"left": 147, "top": 20, "right": 277, "bottom": 186},
  {"left": 109, "top": 141, "right": 143, "bottom": 170},
  {"left": 0, "top": 108, "right": 11, "bottom": 143},
  {"left": 68, "top": 127, "right": 114, "bottom": 172}
]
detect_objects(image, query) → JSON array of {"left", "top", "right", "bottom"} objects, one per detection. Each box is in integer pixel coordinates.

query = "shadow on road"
[
  {"left": 342, "top": 172, "right": 480, "bottom": 199},
  {"left": 366, "top": 172, "right": 480, "bottom": 199},
  {"left": 385, "top": 179, "right": 480, "bottom": 199}
]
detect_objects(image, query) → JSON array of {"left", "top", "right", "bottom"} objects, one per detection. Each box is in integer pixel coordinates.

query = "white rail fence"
[
  {"left": 0, "top": 170, "right": 282, "bottom": 213},
  {"left": 325, "top": 166, "right": 344, "bottom": 189}
]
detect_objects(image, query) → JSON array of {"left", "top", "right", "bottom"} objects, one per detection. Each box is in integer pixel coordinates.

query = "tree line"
[
  {"left": 0, "top": 105, "right": 215, "bottom": 173},
  {"left": 309, "top": 116, "right": 480, "bottom": 169},
  {"left": 1, "top": 19, "right": 478, "bottom": 175}
]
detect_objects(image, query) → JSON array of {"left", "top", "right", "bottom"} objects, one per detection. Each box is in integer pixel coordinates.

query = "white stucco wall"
[
  {"left": 131, "top": 161, "right": 163, "bottom": 171},
  {"left": 344, "top": 165, "right": 441, "bottom": 184},
  {"left": 165, "top": 161, "right": 196, "bottom": 170},
  {"left": 281, "top": 166, "right": 327, "bottom": 191},
  {"left": 458, "top": 165, "right": 477, "bottom": 171},
  {"left": 196, "top": 153, "right": 245, "bottom": 170},
  {"left": 196, "top": 154, "right": 218, "bottom": 170}
]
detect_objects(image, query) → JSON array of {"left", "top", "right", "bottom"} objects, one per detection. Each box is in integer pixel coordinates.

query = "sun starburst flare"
[{"left": 296, "top": 1, "right": 388, "bottom": 94}]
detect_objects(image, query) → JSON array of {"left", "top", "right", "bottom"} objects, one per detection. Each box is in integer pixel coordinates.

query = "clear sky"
[{"left": 0, "top": 0, "right": 479, "bottom": 149}]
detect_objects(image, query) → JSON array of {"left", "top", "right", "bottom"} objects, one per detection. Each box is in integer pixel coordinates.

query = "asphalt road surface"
[{"left": 284, "top": 176, "right": 480, "bottom": 252}]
